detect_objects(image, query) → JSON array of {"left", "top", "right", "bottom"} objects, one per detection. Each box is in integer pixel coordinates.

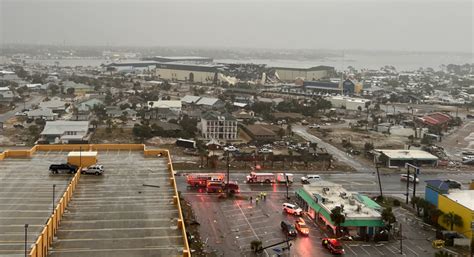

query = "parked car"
[
  {"left": 294, "top": 218, "right": 309, "bottom": 236},
  {"left": 309, "top": 124, "right": 320, "bottom": 129},
  {"left": 49, "top": 163, "right": 78, "bottom": 174},
  {"left": 81, "top": 164, "right": 104, "bottom": 175},
  {"left": 322, "top": 238, "right": 345, "bottom": 254},
  {"left": 462, "top": 158, "right": 474, "bottom": 165},
  {"left": 461, "top": 156, "right": 474, "bottom": 162},
  {"left": 15, "top": 112, "right": 27, "bottom": 116},
  {"left": 280, "top": 220, "right": 297, "bottom": 237},
  {"left": 224, "top": 146, "right": 239, "bottom": 152},
  {"left": 301, "top": 174, "right": 321, "bottom": 184},
  {"left": 445, "top": 179, "right": 462, "bottom": 189},
  {"left": 400, "top": 174, "right": 419, "bottom": 183},
  {"left": 282, "top": 203, "right": 302, "bottom": 216},
  {"left": 258, "top": 148, "right": 273, "bottom": 154}
]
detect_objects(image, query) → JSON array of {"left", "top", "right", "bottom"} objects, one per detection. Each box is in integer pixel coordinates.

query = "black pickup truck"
[{"left": 49, "top": 164, "right": 78, "bottom": 174}]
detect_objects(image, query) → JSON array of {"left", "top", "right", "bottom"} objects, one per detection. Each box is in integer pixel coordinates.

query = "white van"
[{"left": 301, "top": 174, "right": 321, "bottom": 184}]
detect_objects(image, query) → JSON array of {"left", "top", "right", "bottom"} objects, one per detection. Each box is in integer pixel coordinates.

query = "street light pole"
[
  {"left": 412, "top": 168, "right": 418, "bottom": 208},
  {"left": 286, "top": 174, "right": 290, "bottom": 200},
  {"left": 79, "top": 146, "right": 82, "bottom": 168},
  {"left": 52, "top": 184, "right": 56, "bottom": 214},
  {"left": 24, "top": 224, "right": 28, "bottom": 257},
  {"left": 399, "top": 223, "right": 403, "bottom": 254}
]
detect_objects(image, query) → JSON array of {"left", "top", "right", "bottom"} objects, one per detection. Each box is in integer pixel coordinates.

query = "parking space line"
[
  {"left": 344, "top": 245, "right": 358, "bottom": 256},
  {"left": 404, "top": 245, "right": 419, "bottom": 256},
  {"left": 56, "top": 235, "right": 183, "bottom": 242},
  {"left": 236, "top": 202, "right": 269, "bottom": 257}
]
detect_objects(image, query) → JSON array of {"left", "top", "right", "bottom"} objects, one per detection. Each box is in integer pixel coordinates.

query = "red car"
[
  {"left": 294, "top": 218, "right": 309, "bottom": 236},
  {"left": 322, "top": 238, "right": 344, "bottom": 254}
]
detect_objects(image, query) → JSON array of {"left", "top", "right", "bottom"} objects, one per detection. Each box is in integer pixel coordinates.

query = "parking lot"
[
  {"left": 49, "top": 150, "right": 185, "bottom": 257},
  {"left": 181, "top": 179, "right": 439, "bottom": 257},
  {"left": 0, "top": 152, "right": 72, "bottom": 256}
]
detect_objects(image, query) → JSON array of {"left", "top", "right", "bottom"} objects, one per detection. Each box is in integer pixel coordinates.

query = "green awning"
[
  {"left": 356, "top": 194, "right": 382, "bottom": 211},
  {"left": 296, "top": 188, "right": 385, "bottom": 227}
]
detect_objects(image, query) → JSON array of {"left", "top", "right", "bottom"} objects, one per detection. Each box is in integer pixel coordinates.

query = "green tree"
[
  {"left": 48, "top": 84, "right": 59, "bottom": 96},
  {"left": 90, "top": 119, "right": 99, "bottom": 129},
  {"left": 441, "top": 212, "right": 463, "bottom": 231},
  {"left": 277, "top": 128, "right": 285, "bottom": 139},
  {"left": 330, "top": 206, "right": 346, "bottom": 236},
  {"left": 381, "top": 207, "right": 397, "bottom": 230}
]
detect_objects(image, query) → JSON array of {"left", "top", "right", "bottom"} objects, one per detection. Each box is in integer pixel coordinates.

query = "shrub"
[{"left": 393, "top": 199, "right": 401, "bottom": 206}]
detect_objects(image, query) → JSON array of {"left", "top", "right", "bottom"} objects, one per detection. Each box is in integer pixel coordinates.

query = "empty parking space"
[
  {"left": 0, "top": 152, "right": 72, "bottom": 256},
  {"left": 49, "top": 151, "right": 185, "bottom": 257}
]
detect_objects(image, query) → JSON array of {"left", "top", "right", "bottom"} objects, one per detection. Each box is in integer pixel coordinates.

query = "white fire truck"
[{"left": 246, "top": 172, "right": 294, "bottom": 184}]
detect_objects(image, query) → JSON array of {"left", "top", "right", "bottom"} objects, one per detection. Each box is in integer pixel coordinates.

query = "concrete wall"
[{"left": 438, "top": 194, "right": 473, "bottom": 240}]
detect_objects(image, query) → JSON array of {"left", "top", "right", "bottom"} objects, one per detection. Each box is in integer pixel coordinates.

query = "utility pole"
[
  {"left": 226, "top": 150, "right": 230, "bottom": 194},
  {"left": 405, "top": 167, "right": 410, "bottom": 205},
  {"left": 375, "top": 162, "right": 383, "bottom": 199},
  {"left": 286, "top": 174, "right": 290, "bottom": 200}
]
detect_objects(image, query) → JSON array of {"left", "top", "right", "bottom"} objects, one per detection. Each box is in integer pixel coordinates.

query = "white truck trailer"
[{"left": 246, "top": 172, "right": 294, "bottom": 184}]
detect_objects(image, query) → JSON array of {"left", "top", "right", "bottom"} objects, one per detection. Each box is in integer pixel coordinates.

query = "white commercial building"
[
  {"left": 200, "top": 111, "right": 238, "bottom": 140},
  {"left": 327, "top": 96, "right": 371, "bottom": 111}
]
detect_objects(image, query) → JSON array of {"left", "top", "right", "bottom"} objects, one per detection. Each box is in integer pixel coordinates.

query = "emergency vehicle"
[
  {"left": 246, "top": 172, "right": 294, "bottom": 184},
  {"left": 186, "top": 173, "right": 225, "bottom": 187},
  {"left": 206, "top": 181, "right": 240, "bottom": 194}
]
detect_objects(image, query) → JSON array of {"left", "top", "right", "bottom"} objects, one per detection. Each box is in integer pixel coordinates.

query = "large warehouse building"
[{"left": 274, "top": 65, "right": 335, "bottom": 82}]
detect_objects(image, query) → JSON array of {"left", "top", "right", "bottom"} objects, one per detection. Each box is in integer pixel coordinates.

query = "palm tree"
[
  {"left": 330, "top": 206, "right": 346, "bottom": 236},
  {"left": 442, "top": 212, "right": 463, "bottom": 231}
]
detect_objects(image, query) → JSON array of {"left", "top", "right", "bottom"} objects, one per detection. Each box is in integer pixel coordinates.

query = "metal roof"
[{"left": 376, "top": 149, "right": 438, "bottom": 160}]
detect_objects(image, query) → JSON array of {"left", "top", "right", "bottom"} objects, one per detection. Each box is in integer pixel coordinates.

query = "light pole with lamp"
[
  {"left": 24, "top": 224, "right": 28, "bottom": 257},
  {"left": 52, "top": 184, "right": 56, "bottom": 214}
]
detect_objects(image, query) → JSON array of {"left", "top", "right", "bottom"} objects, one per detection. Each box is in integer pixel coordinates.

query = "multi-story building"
[{"left": 200, "top": 111, "right": 238, "bottom": 140}]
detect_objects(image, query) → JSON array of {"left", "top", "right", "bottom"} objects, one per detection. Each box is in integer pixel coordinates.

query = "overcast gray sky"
[{"left": 1, "top": 0, "right": 472, "bottom": 53}]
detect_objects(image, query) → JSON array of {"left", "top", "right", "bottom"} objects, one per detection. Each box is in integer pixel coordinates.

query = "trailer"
[{"left": 246, "top": 172, "right": 294, "bottom": 184}]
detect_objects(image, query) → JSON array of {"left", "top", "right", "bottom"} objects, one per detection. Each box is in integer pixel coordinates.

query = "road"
[
  {"left": 176, "top": 172, "right": 473, "bottom": 198},
  {"left": 0, "top": 94, "right": 44, "bottom": 122},
  {"left": 292, "top": 125, "right": 375, "bottom": 173}
]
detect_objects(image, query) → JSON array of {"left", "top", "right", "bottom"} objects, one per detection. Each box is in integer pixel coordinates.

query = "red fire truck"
[{"left": 186, "top": 173, "right": 225, "bottom": 187}]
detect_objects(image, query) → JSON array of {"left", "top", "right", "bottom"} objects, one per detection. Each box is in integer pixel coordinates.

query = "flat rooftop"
[
  {"left": 303, "top": 181, "right": 381, "bottom": 219},
  {"left": 0, "top": 147, "right": 186, "bottom": 257},
  {"left": 49, "top": 150, "right": 184, "bottom": 257},
  {"left": 376, "top": 149, "right": 439, "bottom": 160},
  {"left": 445, "top": 190, "right": 474, "bottom": 210},
  {"left": 0, "top": 152, "right": 72, "bottom": 255}
]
